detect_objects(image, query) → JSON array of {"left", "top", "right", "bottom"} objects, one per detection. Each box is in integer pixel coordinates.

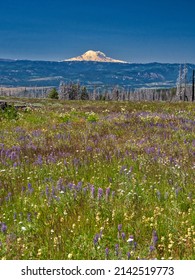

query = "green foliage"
[
  {"left": 69, "top": 84, "right": 79, "bottom": 100},
  {"left": 0, "top": 105, "right": 18, "bottom": 120},
  {"left": 81, "top": 86, "right": 89, "bottom": 100},
  {"left": 59, "top": 112, "right": 71, "bottom": 123},
  {"left": 48, "top": 88, "right": 59, "bottom": 99},
  {"left": 86, "top": 111, "right": 99, "bottom": 122}
]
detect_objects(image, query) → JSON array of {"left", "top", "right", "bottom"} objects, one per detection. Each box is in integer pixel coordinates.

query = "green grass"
[{"left": 0, "top": 98, "right": 195, "bottom": 260}]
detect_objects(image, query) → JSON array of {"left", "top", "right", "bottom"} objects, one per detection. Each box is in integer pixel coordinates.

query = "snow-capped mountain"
[{"left": 64, "top": 50, "right": 127, "bottom": 63}]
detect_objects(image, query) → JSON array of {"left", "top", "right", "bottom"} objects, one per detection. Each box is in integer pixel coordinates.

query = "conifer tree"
[{"left": 48, "top": 88, "right": 59, "bottom": 99}]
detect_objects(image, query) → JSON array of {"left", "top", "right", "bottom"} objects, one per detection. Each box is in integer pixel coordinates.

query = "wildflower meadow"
[{"left": 0, "top": 98, "right": 195, "bottom": 260}]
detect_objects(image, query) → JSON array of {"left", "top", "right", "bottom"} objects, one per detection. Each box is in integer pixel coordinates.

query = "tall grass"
[{"left": 0, "top": 99, "right": 195, "bottom": 259}]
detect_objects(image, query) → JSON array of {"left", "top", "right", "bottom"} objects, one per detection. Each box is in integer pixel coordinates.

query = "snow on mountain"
[{"left": 64, "top": 50, "right": 127, "bottom": 63}]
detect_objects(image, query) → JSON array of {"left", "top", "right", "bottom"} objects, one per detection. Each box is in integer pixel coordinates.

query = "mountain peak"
[{"left": 64, "top": 50, "right": 127, "bottom": 63}]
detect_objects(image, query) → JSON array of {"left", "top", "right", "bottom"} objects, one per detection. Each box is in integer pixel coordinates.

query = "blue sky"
[{"left": 0, "top": 0, "right": 195, "bottom": 63}]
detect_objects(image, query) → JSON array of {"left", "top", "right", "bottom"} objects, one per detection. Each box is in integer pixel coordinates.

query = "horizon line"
[{"left": 0, "top": 57, "right": 194, "bottom": 65}]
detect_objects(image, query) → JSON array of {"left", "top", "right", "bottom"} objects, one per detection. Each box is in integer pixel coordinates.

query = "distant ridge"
[
  {"left": 64, "top": 50, "right": 127, "bottom": 63},
  {"left": 0, "top": 59, "right": 194, "bottom": 88},
  {"left": 0, "top": 58, "right": 15, "bottom": 62}
]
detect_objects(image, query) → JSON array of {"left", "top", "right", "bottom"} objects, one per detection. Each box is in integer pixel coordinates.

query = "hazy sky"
[{"left": 0, "top": 0, "right": 195, "bottom": 63}]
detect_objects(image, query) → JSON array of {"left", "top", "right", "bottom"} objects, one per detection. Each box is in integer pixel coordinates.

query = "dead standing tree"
[
  {"left": 176, "top": 64, "right": 188, "bottom": 101},
  {"left": 192, "top": 70, "right": 195, "bottom": 102}
]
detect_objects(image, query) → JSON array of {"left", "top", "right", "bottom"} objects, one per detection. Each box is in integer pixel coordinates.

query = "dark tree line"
[
  {"left": 59, "top": 83, "right": 89, "bottom": 100},
  {"left": 1, "top": 82, "right": 194, "bottom": 102},
  {"left": 58, "top": 83, "right": 179, "bottom": 101}
]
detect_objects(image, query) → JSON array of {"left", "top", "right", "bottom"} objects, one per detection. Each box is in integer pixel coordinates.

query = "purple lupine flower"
[
  {"left": 27, "top": 213, "right": 31, "bottom": 222},
  {"left": 5, "top": 192, "right": 12, "bottom": 202},
  {"left": 9, "top": 151, "right": 17, "bottom": 161},
  {"left": 121, "top": 232, "right": 126, "bottom": 241},
  {"left": 149, "top": 245, "right": 155, "bottom": 252},
  {"left": 1, "top": 223, "right": 7, "bottom": 234},
  {"left": 73, "top": 158, "right": 79, "bottom": 167},
  {"left": 86, "top": 146, "right": 93, "bottom": 152},
  {"left": 93, "top": 234, "right": 99, "bottom": 246},
  {"left": 115, "top": 244, "right": 119, "bottom": 256},
  {"left": 91, "top": 186, "right": 95, "bottom": 199},
  {"left": 35, "top": 155, "right": 43, "bottom": 165},
  {"left": 76, "top": 181, "right": 82, "bottom": 191},
  {"left": 127, "top": 235, "right": 134, "bottom": 243},
  {"left": 27, "top": 183, "right": 33, "bottom": 194},
  {"left": 152, "top": 230, "right": 158, "bottom": 247},
  {"left": 21, "top": 186, "right": 26, "bottom": 193},
  {"left": 169, "top": 156, "right": 174, "bottom": 164},
  {"left": 45, "top": 186, "right": 50, "bottom": 197},
  {"left": 52, "top": 186, "right": 56, "bottom": 196},
  {"left": 56, "top": 178, "right": 63, "bottom": 191},
  {"left": 105, "top": 187, "right": 110, "bottom": 201},
  {"left": 98, "top": 188, "right": 103, "bottom": 200},
  {"left": 127, "top": 252, "right": 131, "bottom": 260},
  {"left": 105, "top": 248, "right": 109, "bottom": 259},
  {"left": 120, "top": 165, "right": 127, "bottom": 174},
  {"left": 32, "top": 129, "right": 42, "bottom": 137},
  {"left": 67, "top": 183, "right": 74, "bottom": 190},
  {"left": 53, "top": 195, "right": 60, "bottom": 201},
  {"left": 134, "top": 242, "right": 137, "bottom": 250},
  {"left": 118, "top": 224, "right": 122, "bottom": 232},
  {"left": 13, "top": 162, "right": 18, "bottom": 167}
]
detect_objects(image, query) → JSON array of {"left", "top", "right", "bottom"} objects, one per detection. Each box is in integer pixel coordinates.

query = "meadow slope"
[{"left": 0, "top": 99, "right": 195, "bottom": 260}]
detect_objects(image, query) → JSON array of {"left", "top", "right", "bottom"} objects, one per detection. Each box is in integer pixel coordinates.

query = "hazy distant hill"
[{"left": 0, "top": 59, "right": 194, "bottom": 88}]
